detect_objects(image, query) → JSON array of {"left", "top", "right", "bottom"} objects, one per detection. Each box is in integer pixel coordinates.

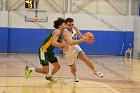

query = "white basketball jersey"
[
  {"left": 63, "top": 28, "right": 82, "bottom": 65},
  {"left": 63, "top": 28, "right": 77, "bottom": 39},
  {"left": 71, "top": 28, "right": 77, "bottom": 40}
]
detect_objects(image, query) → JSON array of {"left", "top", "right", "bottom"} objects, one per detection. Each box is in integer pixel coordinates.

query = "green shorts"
[{"left": 38, "top": 48, "right": 58, "bottom": 66}]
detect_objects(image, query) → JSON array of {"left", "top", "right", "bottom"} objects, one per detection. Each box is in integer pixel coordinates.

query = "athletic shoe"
[
  {"left": 74, "top": 75, "right": 79, "bottom": 82},
  {"left": 45, "top": 76, "right": 57, "bottom": 83},
  {"left": 74, "top": 77, "right": 79, "bottom": 82},
  {"left": 94, "top": 70, "right": 103, "bottom": 78},
  {"left": 25, "top": 65, "right": 32, "bottom": 79}
]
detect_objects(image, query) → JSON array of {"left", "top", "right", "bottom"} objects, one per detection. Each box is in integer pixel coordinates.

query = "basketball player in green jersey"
[{"left": 25, "top": 18, "right": 68, "bottom": 83}]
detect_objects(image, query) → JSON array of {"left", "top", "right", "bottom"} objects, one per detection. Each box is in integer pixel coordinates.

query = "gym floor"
[{"left": 0, "top": 53, "right": 140, "bottom": 93}]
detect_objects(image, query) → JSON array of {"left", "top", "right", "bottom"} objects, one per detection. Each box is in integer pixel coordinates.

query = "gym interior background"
[{"left": 0, "top": 0, "right": 140, "bottom": 56}]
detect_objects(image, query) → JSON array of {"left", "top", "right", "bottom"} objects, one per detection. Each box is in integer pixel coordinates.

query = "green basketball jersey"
[{"left": 40, "top": 30, "right": 62, "bottom": 51}]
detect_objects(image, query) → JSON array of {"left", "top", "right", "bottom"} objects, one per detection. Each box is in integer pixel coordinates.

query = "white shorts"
[{"left": 63, "top": 45, "right": 82, "bottom": 65}]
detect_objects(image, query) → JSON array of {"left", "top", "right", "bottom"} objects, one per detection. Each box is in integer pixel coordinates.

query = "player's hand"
[
  {"left": 82, "top": 36, "right": 89, "bottom": 42},
  {"left": 60, "top": 44, "right": 69, "bottom": 51},
  {"left": 84, "top": 35, "right": 95, "bottom": 44}
]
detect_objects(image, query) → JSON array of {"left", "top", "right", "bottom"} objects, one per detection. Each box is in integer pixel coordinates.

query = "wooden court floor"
[{"left": 0, "top": 53, "right": 140, "bottom": 93}]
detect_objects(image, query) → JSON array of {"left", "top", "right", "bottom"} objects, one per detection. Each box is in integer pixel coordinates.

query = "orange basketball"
[{"left": 84, "top": 32, "right": 94, "bottom": 44}]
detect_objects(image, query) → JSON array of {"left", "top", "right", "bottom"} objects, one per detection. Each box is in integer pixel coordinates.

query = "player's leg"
[
  {"left": 69, "top": 64, "right": 79, "bottom": 82},
  {"left": 63, "top": 50, "right": 79, "bottom": 82},
  {"left": 35, "top": 64, "right": 57, "bottom": 83},
  {"left": 48, "top": 51, "right": 60, "bottom": 75},
  {"left": 25, "top": 47, "right": 49, "bottom": 79},
  {"left": 78, "top": 51, "right": 95, "bottom": 70},
  {"left": 25, "top": 62, "right": 49, "bottom": 79},
  {"left": 47, "top": 51, "right": 60, "bottom": 83},
  {"left": 47, "top": 62, "right": 60, "bottom": 83},
  {"left": 78, "top": 51, "right": 103, "bottom": 78},
  {"left": 35, "top": 66, "right": 49, "bottom": 74},
  {"left": 51, "top": 62, "right": 60, "bottom": 75},
  {"left": 64, "top": 53, "right": 79, "bottom": 82}
]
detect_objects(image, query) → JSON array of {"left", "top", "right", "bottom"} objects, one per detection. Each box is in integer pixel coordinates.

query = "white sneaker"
[
  {"left": 74, "top": 78, "right": 79, "bottom": 82},
  {"left": 74, "top": 75, "right": 79, "bottom": 82},
  {"left": 94, "top": 70, "right": 103, "bottom": 78}
]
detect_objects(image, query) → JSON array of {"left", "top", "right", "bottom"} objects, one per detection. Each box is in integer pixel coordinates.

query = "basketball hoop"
[
  {"left": 33, "top": 16, "right": 39, "bottom": 23},
  {"left": 25, "top": 9, "right": 48, "bottom": 22}
]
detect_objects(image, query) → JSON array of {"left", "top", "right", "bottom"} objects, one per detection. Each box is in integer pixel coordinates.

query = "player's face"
[
  {"left": 60, "top": 23, "right": 66, "bottom": 30},
  {"left": 66, "top": 22, "right": 74, "bottom": 31}
]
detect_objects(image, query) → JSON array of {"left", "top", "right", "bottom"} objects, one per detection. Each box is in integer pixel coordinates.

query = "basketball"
[{"left": 84, "top": 32, "right": 94, "bottom": 44}]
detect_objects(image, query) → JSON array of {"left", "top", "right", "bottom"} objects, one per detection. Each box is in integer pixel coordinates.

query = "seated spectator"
[{"left": 125, "top": 42, "right": 133, "bottom": 59}]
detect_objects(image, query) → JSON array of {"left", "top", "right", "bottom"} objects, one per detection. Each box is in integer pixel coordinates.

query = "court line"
[
  {"left": 95, "top": 61, "right": 136, "bottom": 86},
  {"left": 0, "top": 75, "right": 137, "bottom": 86},
  {"left": 94, "top": 81, "right": 121, "bottom": 93}
]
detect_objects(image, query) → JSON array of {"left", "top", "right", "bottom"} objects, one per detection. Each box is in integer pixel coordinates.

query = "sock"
[
  {"left": 73, "top": 74, "right": 79, "bottom": 82},
  {"left": 74, "top": 74, "right": 76, "bottom": 77}
]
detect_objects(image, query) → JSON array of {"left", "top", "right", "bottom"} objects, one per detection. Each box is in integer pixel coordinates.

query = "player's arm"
[
  {"left": 74, "top": 26, "right": 95, "bottom": 44},
  {"left": 63, "top": 31, "right": 87, "bottom": 46},
  {"left": 52, "top": 29, "right": 67, "bottom": 48},
  {"left": 74, "top": 26, "right": 84, "bottom": 39}
]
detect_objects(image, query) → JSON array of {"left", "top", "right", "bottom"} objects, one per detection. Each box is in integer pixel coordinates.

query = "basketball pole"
[
  {"left": 34, "top": 0, "right": 39, "bottom": 22},
  {"left": 34, "top": 0, "right": 39, "bottom": 16}
]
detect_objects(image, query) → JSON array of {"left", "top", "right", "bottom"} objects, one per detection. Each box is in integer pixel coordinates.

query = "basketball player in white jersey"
[{"left": 62, "top": 18, "right": 103, "bottom": 82}]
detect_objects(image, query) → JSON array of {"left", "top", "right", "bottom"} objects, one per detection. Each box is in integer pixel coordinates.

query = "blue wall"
[
  {"left": 8, "top": 28, "right": 62, "bottom": 54},
  {"left": 80, "top": 30, "right": 134, "bottom": 55},
  {"left": 0, "top": 27, "right": 8, "bottom": 52},
  {"left": 0, "top": 27, "right": 134, "bottom": 55}
]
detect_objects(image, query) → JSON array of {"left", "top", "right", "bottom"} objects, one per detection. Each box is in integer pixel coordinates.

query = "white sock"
[{"left": 74, "top": 74, "right": 77, "bottom": 78}]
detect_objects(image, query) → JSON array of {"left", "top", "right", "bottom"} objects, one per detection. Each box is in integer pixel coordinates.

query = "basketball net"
[{"left": 33, "top": 16, "right": 39, "bottom": 23}]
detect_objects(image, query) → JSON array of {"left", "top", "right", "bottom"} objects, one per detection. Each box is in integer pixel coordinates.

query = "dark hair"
[
  {"left": 65, "top": 18, "right": 74, "bottom": 23},
  {"left": 53, "top": 17, "right": 65, "bottom": 29}
]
